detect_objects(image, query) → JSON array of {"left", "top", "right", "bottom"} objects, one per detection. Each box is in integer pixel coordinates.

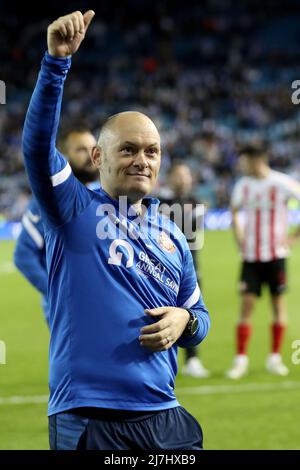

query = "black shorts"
[
  {"left": 49, "top": 406, "right": 203, "bottom": 450},
  {"left": 239, "top": 259, "right": 287, "bottom": 297}
]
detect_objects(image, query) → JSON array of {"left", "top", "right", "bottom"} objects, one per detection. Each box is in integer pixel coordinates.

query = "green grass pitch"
[{"left": 0, "top": 231, "right": 300, "bottom": 449}]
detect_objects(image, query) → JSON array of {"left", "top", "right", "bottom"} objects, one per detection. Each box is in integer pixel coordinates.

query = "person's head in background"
[
  {"left": 58, "top": 128, "right": 98, "bottom": 184},
  {"left": 239, "top": 144, "right": 270, "bottom": 179},
  {"left": 168, "top": 161, "right": 193, "bottom": 197}
]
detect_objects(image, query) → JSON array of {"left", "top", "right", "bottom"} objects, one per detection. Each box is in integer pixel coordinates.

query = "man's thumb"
[{"left": 83, "top": 10, "right": 95, "bottom": 30}]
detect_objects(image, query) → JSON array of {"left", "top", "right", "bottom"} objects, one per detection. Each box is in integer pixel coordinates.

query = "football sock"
[
  {"left": 237, "top": 324, "right": 252, "bottom": 355},
  {"left": 271, "top": 323, "right": 286, "bottom": 354}
]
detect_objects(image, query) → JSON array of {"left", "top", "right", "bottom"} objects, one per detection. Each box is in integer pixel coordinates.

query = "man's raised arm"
[{"left": 22, "top": 11, "right": 95, "bottom": 228}]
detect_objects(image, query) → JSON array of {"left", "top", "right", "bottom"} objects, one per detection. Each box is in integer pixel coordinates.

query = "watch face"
[{"left": 190, "top": 317, "right": 198, "bottom": 336}]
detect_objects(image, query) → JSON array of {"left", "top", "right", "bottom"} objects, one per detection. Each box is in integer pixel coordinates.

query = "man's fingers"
[
  {"left": 140, "top": 318, "right": 169, "bottom": 334},
  {"left": 83, "top": 10, "right": 95, "bottom": 30},
  {"left": 65, "top": 19, "right": 75, "bottom": 40},
  {"left": 142, "top": 343, "right": 173, "bottom": 353},
  {"left": 48, "top": 10, "right": 94, "bottom": 57},
  {"left": 145, "top": 307, "right": 169, "bottom": 317},
  {"left": 71, "top": 14, "right": 80, "bottom": 36},
  {"left": 139, "top": 332, "right": 166, "bottom": 343},
  {"left": 140, "top": 334, "right": 174, "bottom": 352},
  {"left": 139, "top": 329, "right": 172, "bottom": 345},
  {"left": 77, "top": 12, "right": 85, "bottom": 33},
  {"left": 58, "top": 22, "right": 68, "bottom": 39},
  {"left": 50, "top": 11, "right": 90, "bottom": 39}
]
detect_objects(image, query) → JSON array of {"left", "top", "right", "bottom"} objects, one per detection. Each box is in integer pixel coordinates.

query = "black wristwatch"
[{"left": 183, "top": 309, "right": 198, "bottom": 337}]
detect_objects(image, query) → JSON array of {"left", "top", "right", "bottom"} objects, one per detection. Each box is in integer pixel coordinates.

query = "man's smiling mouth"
[{"left": 127, "top": 173, "right": 150, "bottom": 178}]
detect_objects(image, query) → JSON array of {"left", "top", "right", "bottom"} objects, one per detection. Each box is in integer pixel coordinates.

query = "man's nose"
[{"left": 133, "top": 151, "right": 148, "bottom": 167}]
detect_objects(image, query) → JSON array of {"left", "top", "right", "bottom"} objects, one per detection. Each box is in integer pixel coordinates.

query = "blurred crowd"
[{"left": 1, "top": 0, "right": 300, "bottom": 219}]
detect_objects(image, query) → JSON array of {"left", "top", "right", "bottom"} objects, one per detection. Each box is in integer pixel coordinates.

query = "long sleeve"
[
  {"left": 13, "top": 198, "right": 47, "bottom": 296},
  {"left": 22, "top": 52, "right": 92, "bottom": 230},
  {"left": 176, "top": 246, "right": 210, "bottom": 348},
  {"left": 14, "top": 229, "right": 48, "bottom": 297}
]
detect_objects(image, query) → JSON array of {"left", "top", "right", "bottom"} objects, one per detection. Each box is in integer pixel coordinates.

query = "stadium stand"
[{"left": 1, "top": 0, "right": 300, "bottom": 220}]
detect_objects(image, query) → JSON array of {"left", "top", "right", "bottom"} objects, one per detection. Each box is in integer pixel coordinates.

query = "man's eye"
[
  {"left": 147, "top": 148, "right": 158, "bottom": 155},
  {"left": 121, "top": 147, "right": 133, "bottom": 154}
]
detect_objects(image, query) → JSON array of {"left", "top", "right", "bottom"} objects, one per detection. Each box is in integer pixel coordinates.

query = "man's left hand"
[{"left": 139, "top": 307, "right": 190, "bottom": 352}]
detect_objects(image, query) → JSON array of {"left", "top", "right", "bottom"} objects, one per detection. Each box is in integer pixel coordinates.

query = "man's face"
[
  {"left": 93, "top": 114, "right": 161, "bottom": 201},
  {"left": 65, "top": 131, "right": 98, "bottom": 183},
  {"left": 169, "top": 165, "right": 193, "bottom": 196},
  {"left": 240, "top": 154, "right": 262, "bottom": 176}
]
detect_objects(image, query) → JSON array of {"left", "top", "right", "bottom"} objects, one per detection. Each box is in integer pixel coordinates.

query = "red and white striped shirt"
[{"left": 231, "top": 170, "right": 300, "bottom": 262}]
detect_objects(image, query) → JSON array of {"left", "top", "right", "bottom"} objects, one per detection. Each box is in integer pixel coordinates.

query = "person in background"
[
  {"left": 226, "top": 145, "right": 300, "bottom": 379},
  {"left": 14, "top": 128, "right": 98, "bottom": 325}
]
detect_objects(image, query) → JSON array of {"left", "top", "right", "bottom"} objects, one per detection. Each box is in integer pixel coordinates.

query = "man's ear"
[{"left": 91, "top": 145, "right": 102, "bottom": 168}]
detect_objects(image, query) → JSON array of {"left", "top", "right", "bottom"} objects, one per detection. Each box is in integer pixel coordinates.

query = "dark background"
[{"left": 1, "top": 0, "right": 300, "bottom": 217}]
